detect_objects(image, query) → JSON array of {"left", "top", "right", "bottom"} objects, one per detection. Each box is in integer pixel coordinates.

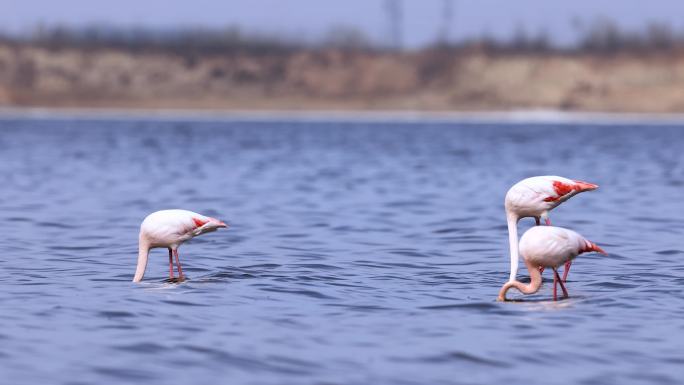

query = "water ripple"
[{"left": 1, "top": 119, "right": 682, "bottom": 385}]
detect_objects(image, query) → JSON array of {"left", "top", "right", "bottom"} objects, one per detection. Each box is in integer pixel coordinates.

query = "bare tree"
[
  {"left": 384, "top": 0, "right": 403, "bottom": 50},
  {"left": 437, "top": 0, "right": 455, "bottom": 45}
]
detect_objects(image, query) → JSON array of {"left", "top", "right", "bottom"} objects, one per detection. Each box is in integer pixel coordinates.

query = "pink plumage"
[
  {"left": 520, "top": 226, "right": 605, "bottom": 268},
  {"left": 505, "top": 176, "right": 598, "bottom": 221},
  {"left": 505, "top": 176, "right": 598, "bottom": 282},
  {"left": 498, "top": 226, "right": 606, "bottom": 301},
  {"left": 133, "top": 209, "right": 228, "bottom": 282}
]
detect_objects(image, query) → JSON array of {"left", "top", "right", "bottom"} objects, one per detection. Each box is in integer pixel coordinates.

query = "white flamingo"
[
  {"left": 505, "top": 176, "right": 598, "bottom": 283},
  {"left": 133, "top": 209, "right": 228, "bottom": 282},
  {"left": 498, "top": 226, "right": 606, "bottom": 301}
]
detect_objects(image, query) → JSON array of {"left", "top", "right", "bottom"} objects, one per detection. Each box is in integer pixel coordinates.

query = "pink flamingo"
[
  {"left": 133, "top": 209, "right": 228, "bottom": 282},
  {"left": 498, "top": 226, "right": 606, "bottom": 301},
  {"left": 505, "top": 176, "right": 598, "bottom": 283}
]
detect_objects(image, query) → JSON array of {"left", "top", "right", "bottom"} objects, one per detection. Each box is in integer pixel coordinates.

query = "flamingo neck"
[
  {"left": 133, "top": 236, "right": 151, "bottom": 283},
  {"left": 506, "top": 213, "right": 520, "bottom": 282},
  {"left": 498, "top": 259, "right": 543, "bottom": 301}
]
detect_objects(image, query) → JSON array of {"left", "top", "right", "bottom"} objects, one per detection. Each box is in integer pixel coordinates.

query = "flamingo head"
[
  {"left": 192, "top": 216, "right": 229, "bottom": 235},
  {"left": 585, "top": 240, "right": 607, "bottom": 255}
]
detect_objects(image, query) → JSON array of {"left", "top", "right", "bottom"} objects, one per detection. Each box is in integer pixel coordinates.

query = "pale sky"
[{"left": 4, "top": 0, "right": 684, "bottom": 47}]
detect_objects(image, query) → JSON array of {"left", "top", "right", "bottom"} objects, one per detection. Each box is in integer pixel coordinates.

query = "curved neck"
[
  {"left": 498, "top": 259, "right": 542, "bottom": 301},
  {"left": 133, "top": 236, "right": 150, "bottom": 283},
  {"left": 506, "top": 213, "right": 520, "bottom": 282}
]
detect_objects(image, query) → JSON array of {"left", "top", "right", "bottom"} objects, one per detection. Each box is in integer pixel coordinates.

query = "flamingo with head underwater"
[
  {"left": 133, "top": 209, "right": 228, "bottom": 282},
  {"left": 505, "top": 176, "right": 598, "bottom": 283},
  {"left": 498, "top": 226, "right": 606, "bottom": 301}
]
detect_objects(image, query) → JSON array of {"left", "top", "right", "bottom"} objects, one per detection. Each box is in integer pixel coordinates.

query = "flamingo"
[
  {"left": 498, "top": 226, "right": 606, "bottom": 301},
  {"left": 505, "top": 176, "right": 598, "bottom": 283},
  {"left": 133, "top": 209, "right": 228, "bottom": 282}
]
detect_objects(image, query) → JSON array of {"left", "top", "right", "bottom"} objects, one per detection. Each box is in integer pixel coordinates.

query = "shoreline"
[
  {"left": 2, "top": 106, "right": 684, "bottom": 125},
  {"left": 5, "top": 44, "right": 684, "bottom": 116}
]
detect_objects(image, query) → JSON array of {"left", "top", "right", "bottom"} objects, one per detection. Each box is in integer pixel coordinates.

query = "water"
[{"left": 1, "top": 116, "right": 683, "bottom": 385}]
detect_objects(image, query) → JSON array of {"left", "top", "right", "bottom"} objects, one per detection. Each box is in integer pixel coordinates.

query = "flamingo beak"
[
  {"left": 590, "top": 242, "right": 607, "bottom": 255},
  {"left": 573, "top": 180, "right": 599, "bottom": 192},
  {"left": 219, "top": 221, "right": 228, "bottom": 228}
]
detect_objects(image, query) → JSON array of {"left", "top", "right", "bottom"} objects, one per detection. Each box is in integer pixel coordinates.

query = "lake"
[{"left": 1, "top": 114, "right": 683, "bottom": 385}]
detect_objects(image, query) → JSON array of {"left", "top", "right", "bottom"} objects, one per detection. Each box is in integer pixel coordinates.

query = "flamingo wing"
[{"left": 540, "top": 176, "right": 598, "bottom": 203}]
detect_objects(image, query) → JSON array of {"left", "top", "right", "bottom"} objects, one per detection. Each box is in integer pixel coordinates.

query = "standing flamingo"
[
  {"left": 505, "top": 176, "right": 598, "bottom": 283},
  {"left": 133, "top": 209, "right": 228, "bottom": 282},
  {"left": 498, "top": 226, "right": 606, "bottom": 301}
]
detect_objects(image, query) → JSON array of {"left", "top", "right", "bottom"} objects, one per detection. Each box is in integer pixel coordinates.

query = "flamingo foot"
[
  {"left": 562, "top": 261, "right": 572, "bottom": 282},
  {"left": 554, "top": 268, "right": 569, "bottom": 299}
]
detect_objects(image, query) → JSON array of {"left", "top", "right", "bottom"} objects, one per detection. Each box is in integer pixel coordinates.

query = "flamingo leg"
[
  {"left": 537, "top": 216, "right": 549, "bottom": 275},
  {"left": 173, "top": 249, "right": 184, "bottom": 279},
  {"left": 168, "top": 248, "right": 175, "bottom": 279},
  {"left": 553, "top": 268, "right": 569, "bottom": 299},
  {"left": 552, "top": 268, "right": 558, "bottom": 301},
  {"left": 562, "top": 261, "right": 572, "bottom": 282}
]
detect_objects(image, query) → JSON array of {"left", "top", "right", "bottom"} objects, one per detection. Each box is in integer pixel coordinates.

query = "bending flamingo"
[
  {"left": 505, "top": 176, "right": 598, "bottom": 282},
  {"left": 498, "top": 226, "right": 606, "bottom": 301},
  {"left": 133, "top": 209, "right": 228, "bottom": 282}
]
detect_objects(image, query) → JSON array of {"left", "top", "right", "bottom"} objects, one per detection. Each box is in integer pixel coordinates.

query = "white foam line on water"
[
  {"left": 502, "top": 282, "right": 651, "bottom": 311},
  {"left": 3, "top": 107, "right": 684, "bottom": 126}
]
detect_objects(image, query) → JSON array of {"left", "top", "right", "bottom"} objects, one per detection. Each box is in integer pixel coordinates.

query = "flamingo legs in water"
[
  {"left": 535, "top": 217, "right": 540, "bottom": 226},
  {"left": 552, "top": 268, "right": 569, "bottom": 301},
  {"left": 545, "top": 217, "right": 552, "bottom": 226},
  {"left": 562, "top": 261, "right": 572, "bottom": 282},
  {"left": 541, "top": 262, "right": 572, "bottom": 279},
  {"left": 168, "top": 248, "right": 174, "bottom": 279},
  {"left": 173, "top": 249, "right": 184, "bottom": 279}
]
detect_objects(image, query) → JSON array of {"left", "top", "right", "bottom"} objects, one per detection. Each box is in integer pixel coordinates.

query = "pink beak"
[
  {"left": 573, "top": 180, "right": 599, "bottom": 192},
  {"left": 218, "top": 221, "right": 228, "bottom": 228},
  {"left": 589, "top": 242, "right": 607, "bottom": 255}
]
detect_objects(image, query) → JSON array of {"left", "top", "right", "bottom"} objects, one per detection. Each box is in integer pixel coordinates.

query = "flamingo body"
[
  {"left": 520, "top": 226, "right": 603, "bottom": 269},
  {"left": 505, "top": 176, "right": 598, "bottom": 282},
  {"left": 498, "top": 226, "right": 605, "bottom": 301},
  {"left": 133, "top": 209, "right": 228, "bottom": 282}
]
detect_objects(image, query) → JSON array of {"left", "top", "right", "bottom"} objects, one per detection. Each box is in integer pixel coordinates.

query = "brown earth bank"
[{"left": 2, "top": 43, "right": 684, "bottom": 112}]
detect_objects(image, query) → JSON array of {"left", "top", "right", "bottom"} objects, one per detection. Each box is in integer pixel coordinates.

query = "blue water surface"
[{"left": 1, "top": 116, "right": 683, "bottom": 385}]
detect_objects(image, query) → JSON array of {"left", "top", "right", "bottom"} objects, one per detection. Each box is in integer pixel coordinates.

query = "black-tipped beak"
[{"left": 573, "top": 180, "right": 599, "bottom": 191}]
